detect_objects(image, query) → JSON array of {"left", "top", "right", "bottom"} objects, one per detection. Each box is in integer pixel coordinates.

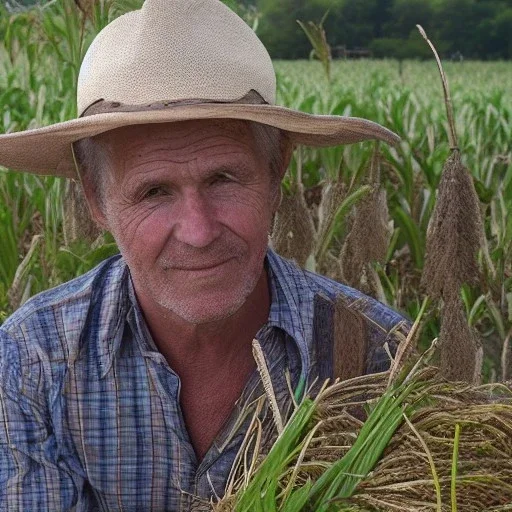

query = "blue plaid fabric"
[{"left": 0, "top": 248, "right": 409, "bottom": 511}]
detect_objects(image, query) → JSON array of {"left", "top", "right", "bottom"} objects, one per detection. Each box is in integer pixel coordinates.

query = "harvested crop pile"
[
  {"left": 312, "top": 370, "right": 512, "bottom": 511},
  {"left": 214, "top": 351, "right": 512, "bottom": 512}
]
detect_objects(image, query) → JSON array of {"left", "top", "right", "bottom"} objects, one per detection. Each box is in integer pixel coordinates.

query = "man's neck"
[
  {"left": 134, "top": 267, "right": 271, "bottom": 375},
  {"left": 131, "top": 266, "right": 271, "bottom": 461}
]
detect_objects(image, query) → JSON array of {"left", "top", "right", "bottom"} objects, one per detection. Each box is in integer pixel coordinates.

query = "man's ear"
[{"left": 80, "top": 175, "right": 109, "bottom": 231}]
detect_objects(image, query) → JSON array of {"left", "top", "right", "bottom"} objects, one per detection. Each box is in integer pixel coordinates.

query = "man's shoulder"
[
  {"left": 0, "top": 255, "right": 127, "bottom": 363},
  {"left": 268, "top": 249, "right": 409, "bottom": 333},
  {"left": 268, "top": 251, "right": 411, "bottom": 377},
  {"left": 2, "top": 254, "right": 125, "bottom": 329}
]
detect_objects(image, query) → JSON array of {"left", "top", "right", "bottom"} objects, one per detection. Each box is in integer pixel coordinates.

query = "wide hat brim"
[{"left": 0, "top": 102, "right": 400, "bottom": 179}]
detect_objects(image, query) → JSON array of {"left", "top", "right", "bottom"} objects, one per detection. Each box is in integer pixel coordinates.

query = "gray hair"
[{"left": 73, "top": 121, "right": 289, "bottom": 210}]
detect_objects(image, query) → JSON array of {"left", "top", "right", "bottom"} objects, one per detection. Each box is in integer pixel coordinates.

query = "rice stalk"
[
  {"left": 217, "top": 356, "right": 512, "bottom": 512},
  {"left": 279, "top": 421, "right": 324, "bottom": 506},
  {"left": 223, "top": 396, "right": 266, "bottom": 498},
  {"left": 306, "top": 375, "right": 427, "bottom": 512},
  {"left": 233, "top": 398, "right": 318, "bottom": 512},
  {"left": 252, "top": 339, "right": 284, "bottom": 435},
  {"left": 387, "top": 296, "right": 429, "bottom": 385},
  {"left": 402, "top": 413, "right": 442, "bottom": 512}
]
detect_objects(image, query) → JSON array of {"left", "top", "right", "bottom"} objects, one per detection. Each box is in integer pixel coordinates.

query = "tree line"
[
  {"left": 235, "top": 0, "right": 512, "bottom": 60},
  {"left": 3, "top": 0, "right": 512, "bottom": 60}
]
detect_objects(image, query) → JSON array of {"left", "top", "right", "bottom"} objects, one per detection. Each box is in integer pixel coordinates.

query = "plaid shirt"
[{"left": 0, "top": 248, "right": 409, "bottom": 511}]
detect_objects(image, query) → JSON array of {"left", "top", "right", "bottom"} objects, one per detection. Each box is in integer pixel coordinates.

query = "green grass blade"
[
  {"left": 451, "top": 424, "right": 461, "bottom": 512},
  {"left": 234, "top": 399, "right": 317, "bottom": 512}
]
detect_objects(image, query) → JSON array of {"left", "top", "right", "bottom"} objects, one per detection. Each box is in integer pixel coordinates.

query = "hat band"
[{"left": 81, "top": 90, "right": 269, "bottom": 117}]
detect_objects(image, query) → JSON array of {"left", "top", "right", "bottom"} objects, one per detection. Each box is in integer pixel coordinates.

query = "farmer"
[{"left": 0, "top": 0, "right": 409, "bottom": 510}]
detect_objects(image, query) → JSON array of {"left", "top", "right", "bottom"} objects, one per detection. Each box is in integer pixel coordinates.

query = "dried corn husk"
[{"left": 7, "top": 234, "right": 42, "bottom": 310}]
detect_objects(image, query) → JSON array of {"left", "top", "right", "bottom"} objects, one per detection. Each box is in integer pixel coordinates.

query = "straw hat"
[{"left": 0, "top": 0, "right": 400, "bottom": 179}]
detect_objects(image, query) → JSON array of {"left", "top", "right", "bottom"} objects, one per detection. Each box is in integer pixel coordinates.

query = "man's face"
[{"left": 93, "top": 120, "right": 279, "bottom": 324}]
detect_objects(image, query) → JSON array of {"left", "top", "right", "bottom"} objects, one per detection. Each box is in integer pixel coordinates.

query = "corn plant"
[
  {"left": 0, "top": 2, "right": 511, "bottom": 381},
  {"left": 297, "top": 11, "right": 331, "bottom": 83}
]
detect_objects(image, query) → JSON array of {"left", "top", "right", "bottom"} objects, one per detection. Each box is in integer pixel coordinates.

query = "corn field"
[{"left": 0, "top": 1, "right": 511, "bottom": 382}]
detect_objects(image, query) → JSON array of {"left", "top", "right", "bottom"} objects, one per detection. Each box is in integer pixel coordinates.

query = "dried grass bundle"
[
  {"left": 7, "top": 233, "right": 42, "bottom": 309},
  {"left": 215, "top": 366, "right": 512, "bottom": 512},
  {"left": 63, "top": 180, "right": 102, "bottom": 243},
  {"left": 340, "top": 149, "right": 391, "bottom": 298},
  {"left": 439, "top": 292, "right": 483, "bottom": 384},
  {"left": 316, "top": 180, "right": 346, "bottom": 263},
  {"left": 417, "top": 26, "right": 486, "bottom": 384},
  {"left": 421, "top": 150, "right": 484, "bottom": 300},
  {"left": 313, "top": 370, "right": 512, "bottom": 511},
  {"left": 422, "top": 150, "right": 484, "bottom": 382},
  {"left": 272, "top": 181, "right": 316, "bottom": 268}
]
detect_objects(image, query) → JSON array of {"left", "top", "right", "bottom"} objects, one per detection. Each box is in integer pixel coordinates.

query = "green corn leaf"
[
  {"left": 393, "top": 206, "right": 424, "bottom": 269},
  {"left": 235, "top": 399, "right": 317, "bottom": 512},
  {"left": 281, "top": 481, "right": 313, "bottom": 512},
  {"left": 315, "top": 185, "right": 371, "bottom": 263},
  {"left": 307, "top": 376, "right": 426, "bottom": 511}
]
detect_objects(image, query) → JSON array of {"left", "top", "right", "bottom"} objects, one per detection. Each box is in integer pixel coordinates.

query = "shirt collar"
[
  {"left": 75, "top": 256, "right": 131, "bottom": 378},
  {"left": 101, "top": 249, "right": 313, "bottom": 386},
  {"left": 264, "top": 248, "right": 313, "bottom": 391}
]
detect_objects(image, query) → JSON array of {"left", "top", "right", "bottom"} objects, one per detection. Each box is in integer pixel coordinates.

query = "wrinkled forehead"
[{"left": 93, "top": 119, "right": 265, "bottom": 182}]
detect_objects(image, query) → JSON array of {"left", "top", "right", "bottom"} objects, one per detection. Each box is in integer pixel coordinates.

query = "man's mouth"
[{"left": 172, "top": 259, "right": 231, "bottom": 272}]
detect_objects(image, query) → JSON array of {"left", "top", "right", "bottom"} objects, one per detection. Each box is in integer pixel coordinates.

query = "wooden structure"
[{"left": 333, "top": 45, "right": 373, "bottom": 59}]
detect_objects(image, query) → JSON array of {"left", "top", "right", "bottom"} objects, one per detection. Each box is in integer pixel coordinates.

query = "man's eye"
[
  {"left": 210, "top": 173, "right": 233, "bottom": 185},
  {"left": 143, "top": 186, "right": 167, "bottom": 198}
]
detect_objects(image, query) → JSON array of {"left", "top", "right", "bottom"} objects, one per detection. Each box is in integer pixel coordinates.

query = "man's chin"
[
  {"left": 156, "top": 294, "right": 248, "bottom": 325},
  {"left": 148, "top": 265, "right": 263, "bottom": 324}
]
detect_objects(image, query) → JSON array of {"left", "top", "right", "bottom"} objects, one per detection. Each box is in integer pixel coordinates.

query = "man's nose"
[{"left": 173, "top": 190, "right": 221, "bottom": 248}]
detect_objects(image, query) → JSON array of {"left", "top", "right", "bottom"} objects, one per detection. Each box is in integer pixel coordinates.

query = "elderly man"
[{"left": 0, "top": 0, "right": 409, "bottom": 510}]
